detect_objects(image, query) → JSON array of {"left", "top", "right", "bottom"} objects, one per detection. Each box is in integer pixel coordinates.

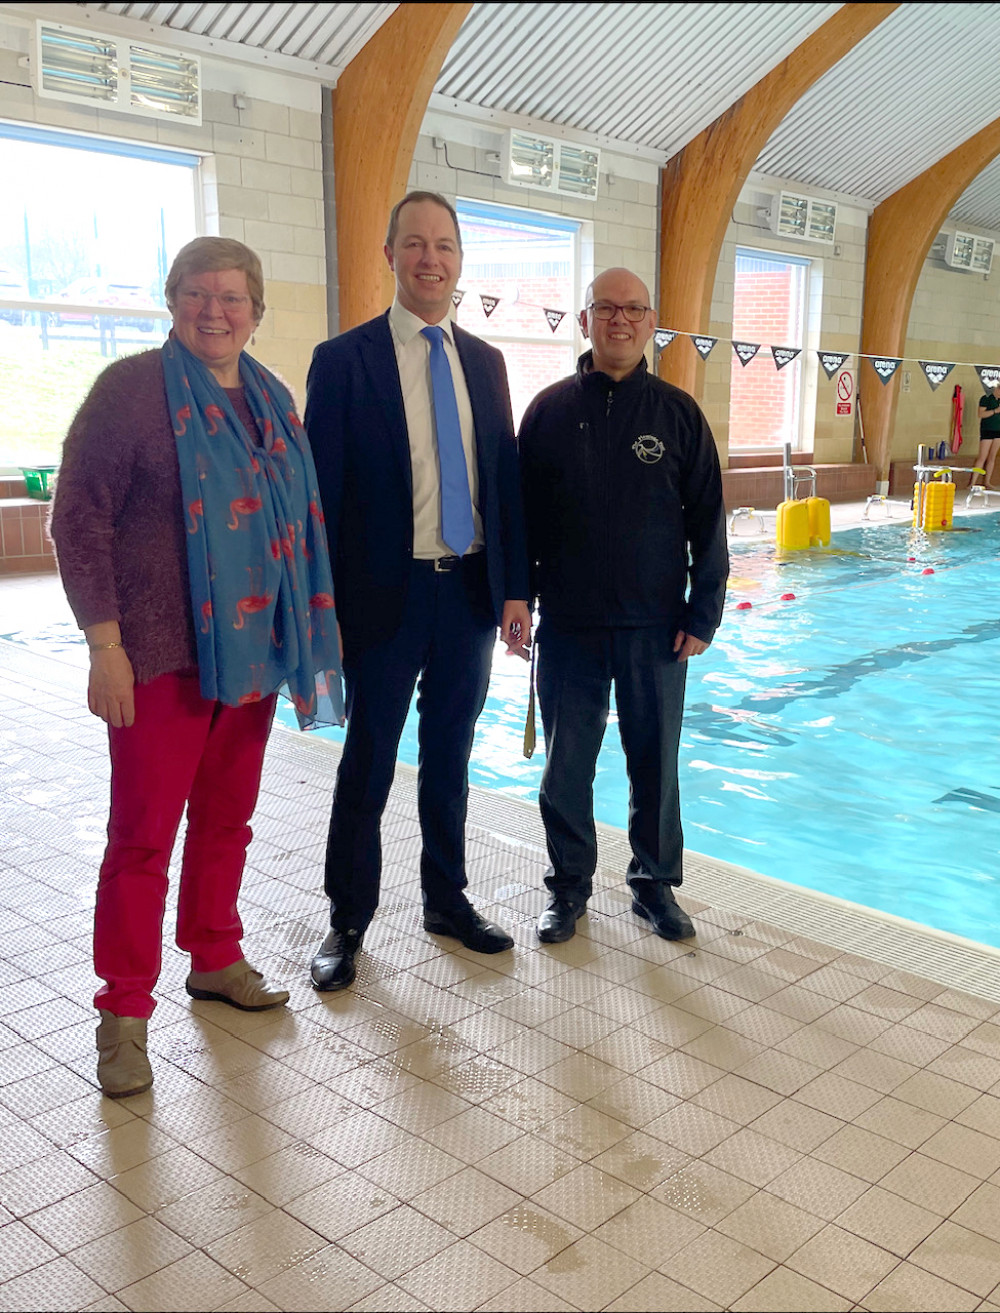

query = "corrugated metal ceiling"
[
  {"left": 67, "top": 2, "right": 1000, "bottom": 229},
  {"left": 951, "top": 156, "right": 1000, "bottom": 232},
  {"left": 437, "top": 2, "right": 841, "bottom": 161},
  {"left": 756, "top": 3, "right": 1000, "bottom": 217},
  {"left": 88, "top": 2, "right": 397, "bottom": 73}
]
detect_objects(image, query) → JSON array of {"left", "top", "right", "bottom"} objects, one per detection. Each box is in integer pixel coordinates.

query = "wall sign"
[{"left": 836, "top": 369, "right": 853, "bottom": 416}]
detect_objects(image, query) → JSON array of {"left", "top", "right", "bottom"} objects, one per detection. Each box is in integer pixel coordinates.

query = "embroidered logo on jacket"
[{"left": 632, "top": 434, "right": 665, "bottom": 464}]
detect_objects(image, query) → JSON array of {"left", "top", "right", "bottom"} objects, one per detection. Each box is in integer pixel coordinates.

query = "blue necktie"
[{"left": 422, "top": 324, "right": 475, "bottom": 557}]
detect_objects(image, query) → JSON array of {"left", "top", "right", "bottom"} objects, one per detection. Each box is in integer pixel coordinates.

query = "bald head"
[
  {"left": 584, "top": 268, "right": 652, "bottom": 308},
  {"left": 580, "top": 267, "right": 656, "bottom": 382}
]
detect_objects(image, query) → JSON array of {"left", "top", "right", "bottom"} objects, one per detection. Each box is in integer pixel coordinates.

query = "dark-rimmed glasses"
[{"left": 587, "top": 302, "right": 653, "bottom": 322}]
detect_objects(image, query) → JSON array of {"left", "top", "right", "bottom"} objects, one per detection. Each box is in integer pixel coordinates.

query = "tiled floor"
[{"left": 4, "top": 521, "right": 1000, "bottom": 1312}]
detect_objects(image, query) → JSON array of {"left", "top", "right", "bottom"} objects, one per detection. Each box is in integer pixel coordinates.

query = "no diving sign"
[{"left": 836, "top": 369, "right": 853, "bottom": 416}]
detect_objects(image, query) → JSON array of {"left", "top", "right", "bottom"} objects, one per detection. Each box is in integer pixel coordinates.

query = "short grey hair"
[{"left": 165, "top": 237, "right": 265, "bottom": 323}]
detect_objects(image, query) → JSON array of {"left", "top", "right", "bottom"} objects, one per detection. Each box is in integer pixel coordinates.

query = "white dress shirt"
[{"left": 388, "top": 297, "right": 484, "bottom": 559}]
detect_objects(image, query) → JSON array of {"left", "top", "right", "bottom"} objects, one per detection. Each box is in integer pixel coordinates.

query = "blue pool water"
[{"left": 276, "top": 511, "right": 1000, "bottom": 948}]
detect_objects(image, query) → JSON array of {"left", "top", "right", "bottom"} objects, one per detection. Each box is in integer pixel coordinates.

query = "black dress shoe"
[
  {"left": 536, "top": 898, "right": 586, "bottom": 944},
  {"left": 423, "top": 903, "right": 513, "bottom": 953},
  {"left": 631, "top": 887, "right": 695, "bottom": 940},
  {"left": 310, "top": 928, "right": 363, "bottom": 991}
]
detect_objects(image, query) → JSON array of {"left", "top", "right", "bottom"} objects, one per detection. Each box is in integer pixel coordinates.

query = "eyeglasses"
[
  {"left": 587, "top": 302, "right": 653, "bottom": 322},
  {"left": 179, "top": 290, "right": 250, "bottom": 310}
]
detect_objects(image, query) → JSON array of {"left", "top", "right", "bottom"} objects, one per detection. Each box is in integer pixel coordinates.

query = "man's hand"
[
  {"left": 501, "top": 600, "right": 533, "bottom": 659},
  {"left": 88, "top": 648, "right": 136, "bottom": 727},
  {"left": 673, "top": 630, "right": 709, "bottom": 662}
]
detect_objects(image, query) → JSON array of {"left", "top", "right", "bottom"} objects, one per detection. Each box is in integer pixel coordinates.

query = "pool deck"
[{"left": 3, "top": 503, "right": 1000, "bottom": 1313}]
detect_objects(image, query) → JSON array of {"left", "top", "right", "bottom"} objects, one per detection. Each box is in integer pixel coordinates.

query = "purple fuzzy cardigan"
[{"left": 50, "top": 349, "right": 257, "bottom": 686}]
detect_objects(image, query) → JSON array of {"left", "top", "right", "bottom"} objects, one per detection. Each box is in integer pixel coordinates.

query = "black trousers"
[
  {"left": 536, "top": 621, "right": 688, "bottom": 902},
  {"left": 324, "top": 556, "right": 495, "bottom": 933}
]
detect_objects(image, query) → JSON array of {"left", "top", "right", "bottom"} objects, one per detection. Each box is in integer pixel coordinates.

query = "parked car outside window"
[
  {"left": 54, "top": 279, "right": 158, "bottom": 332},
  {"left": 0, "top": 270, "right": 29, "bottom": 325}
]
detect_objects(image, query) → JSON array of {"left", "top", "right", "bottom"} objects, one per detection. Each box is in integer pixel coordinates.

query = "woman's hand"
[
  {"left": 88, "top": 648, "right": 136, "bottom": 727},
  {"left": 84, "top": 623, "right": 135, "bottom": 727}
]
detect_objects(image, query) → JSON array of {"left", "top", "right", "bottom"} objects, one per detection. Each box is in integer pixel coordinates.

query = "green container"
[{"left": 21, "top": 465, "right": 58, "bottom": 501}]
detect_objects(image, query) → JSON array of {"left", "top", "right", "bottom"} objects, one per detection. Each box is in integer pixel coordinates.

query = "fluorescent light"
[
  {"left": 945, "top": 231, "right": 994, "bottom": 273},
  {"left": 39, "top": 28, "right": 116, "bottom": 103},
  {"left": 509, "top": 132, "right": 555, "bottom": 188},
  {"left": 129, "top": 46, "right": 199, "bottom": 119},
  {"left": 35, "top": 21, "right": 201, "bottom": 124},
  {"left": 557, "top": 142, "right": 600, "bottom": 199},
  {"left": 769, "top": 192, "right": 837, "bottom": 244},
  {"left": 507, "top": 131, "right": 601, "bottom": 200}
]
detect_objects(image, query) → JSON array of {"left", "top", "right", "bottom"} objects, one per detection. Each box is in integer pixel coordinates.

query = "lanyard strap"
[{"left": 523, "top": 640, "right": 536, "bottom": 759}]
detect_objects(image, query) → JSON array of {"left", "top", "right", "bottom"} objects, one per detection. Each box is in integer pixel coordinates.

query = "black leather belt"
[{"left": 414, "top": 554, "right": 478, "bottom": 573}]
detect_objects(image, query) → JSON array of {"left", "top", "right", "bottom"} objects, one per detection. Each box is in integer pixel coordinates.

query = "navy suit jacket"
[{"left": 305, "top": 311, "right": 530, "bottom": 651}]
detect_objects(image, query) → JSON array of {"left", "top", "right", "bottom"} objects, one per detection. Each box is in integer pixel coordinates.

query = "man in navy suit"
[{"left": 305, "top": 191, "right": 532, "bottom": 990}]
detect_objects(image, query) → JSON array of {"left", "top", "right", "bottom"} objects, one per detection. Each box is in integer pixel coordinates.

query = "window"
[
  {"left": 729, "top": 248, "right": 809, "bottom": 452},
  {"left": 454, "top": 200, "right": 580, "bottom": 427},
  {"left": 0, "top": 124, "right": 198, "bottom": 470}
]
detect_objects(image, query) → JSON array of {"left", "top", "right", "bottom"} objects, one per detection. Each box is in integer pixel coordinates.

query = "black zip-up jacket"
[{"left": 518, "top": 352, "right": 728, "bottom": 640}]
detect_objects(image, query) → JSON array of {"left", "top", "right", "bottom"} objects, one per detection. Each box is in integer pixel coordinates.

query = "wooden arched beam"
[
  {"left": 332, "top": 2, "right": 472, "bottom": 330},
  {"left": 658, "top": 2, "right": 896, "bottom": 398},
  {"left": 861, "top": 119, "right": 1000, "bottom": 483}
]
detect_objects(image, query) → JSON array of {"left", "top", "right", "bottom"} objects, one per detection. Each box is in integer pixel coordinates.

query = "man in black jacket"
[{"left": 519, "top": 267, "right": 728, "bottom": 944}]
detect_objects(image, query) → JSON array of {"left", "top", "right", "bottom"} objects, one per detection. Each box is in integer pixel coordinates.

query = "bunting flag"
[
  {"left": 918, "top": 361, "right": 956, "bottom": 392},
  {"left": 818, "top": 351, "right": 852, "bottom": 380},
  {"left": 448, "top": 288, "right": 998, "bottom": 392},
  {"left": 690, "top": 334, "right": 718, "bottom": 360},
  {"left": 732, "top": 340, "right": 761, "bottom": 367},
  {"left": 771, "top": 346, "right": 801, "bottom": 370},
  {"left": 870, "top": 356, "right": 902, "bottom": 385}
]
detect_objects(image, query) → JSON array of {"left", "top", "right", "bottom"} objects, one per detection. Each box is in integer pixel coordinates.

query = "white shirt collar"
[{"left": 389, "top": 297, "right": 456, "bottom": 348}]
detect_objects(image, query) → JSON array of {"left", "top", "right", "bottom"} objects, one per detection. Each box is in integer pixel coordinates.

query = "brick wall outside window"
[
  {"left": 457, "top": 271, "right": 576, "bottom": 427},
  {"left": 730, "top": 264, "right": 802, "bottom": 450}
]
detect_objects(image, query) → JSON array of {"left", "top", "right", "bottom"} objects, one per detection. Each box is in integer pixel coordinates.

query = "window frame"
[
  {"left": 730, "top": 245, "right": 813, "bottom": 455},
  {"left": 455, "top": 197, "right": 583, "bottom": 425},
  {"left": 0, "top": 121, "right": 201, "bottom": 475}
]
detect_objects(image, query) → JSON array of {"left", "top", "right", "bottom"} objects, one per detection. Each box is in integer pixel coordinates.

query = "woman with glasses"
[{"left": 50, "top": 237, "right": 343, "bottom": 1098}]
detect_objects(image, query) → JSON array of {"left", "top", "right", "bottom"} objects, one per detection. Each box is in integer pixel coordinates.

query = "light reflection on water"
[{"left": 279, "top": 513, "right": 1000, "bottom": 946}]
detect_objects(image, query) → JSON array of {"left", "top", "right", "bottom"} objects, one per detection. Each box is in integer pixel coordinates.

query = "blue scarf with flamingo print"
[{"left": 161, "top": 336, "right": 343, "bottom": 728}]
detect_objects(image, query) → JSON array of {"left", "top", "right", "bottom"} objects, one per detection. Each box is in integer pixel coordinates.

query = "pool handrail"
[{"left": 782, "top": 441, "right": 818, "bottom": 504}]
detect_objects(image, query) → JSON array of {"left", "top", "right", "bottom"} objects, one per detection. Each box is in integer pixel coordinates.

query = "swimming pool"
[{"left": 277, "top": 509, "right": 1000, "bottom": 949}]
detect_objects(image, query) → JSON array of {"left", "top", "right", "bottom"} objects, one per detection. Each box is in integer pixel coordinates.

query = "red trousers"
[{"left": 94, "top": 672, "right": 276, "bottom": 1018}]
